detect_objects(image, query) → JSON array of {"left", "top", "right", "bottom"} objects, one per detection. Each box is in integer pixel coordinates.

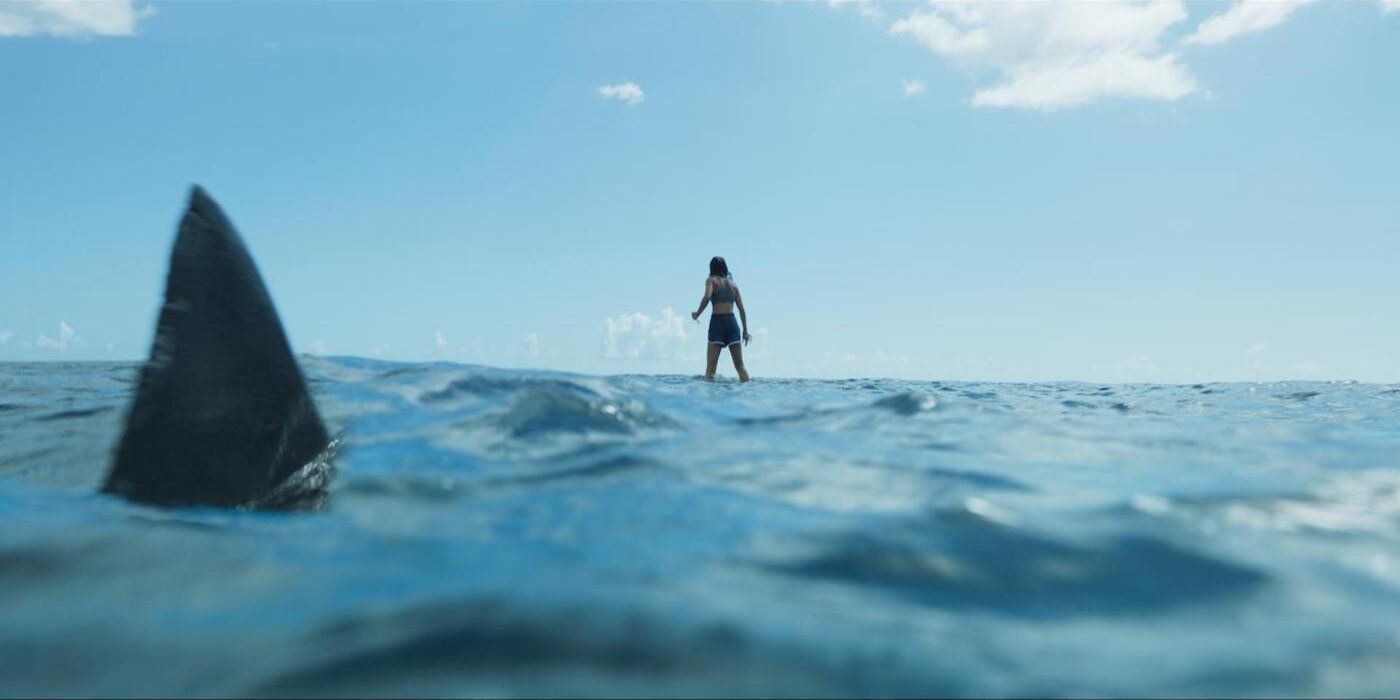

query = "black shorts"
[{"left": 708, "top": 313, "right": 741, "bottom": 347}]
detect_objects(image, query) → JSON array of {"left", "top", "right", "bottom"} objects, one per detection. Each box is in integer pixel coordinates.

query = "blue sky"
[{"left": 2, "top": 0, "right": 1398, "bottom": 382}]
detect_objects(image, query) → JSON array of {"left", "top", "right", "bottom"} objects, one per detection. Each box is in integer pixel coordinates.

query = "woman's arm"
[
  {"left": 692, "top": 279, "right": 714, "bottom": 320},
  {"left": 735, "top": 284, "right": 751, "bottom": 345}
]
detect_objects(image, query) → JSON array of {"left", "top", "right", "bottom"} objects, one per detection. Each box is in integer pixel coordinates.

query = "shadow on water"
[
  {"left": 36, "top": 406, "right": 114, "bottom": 422},
  {"left": 421, "top": 376, "right": 589, "bottom": 403},
  {"left": 490, "top": 389, "right": 676, "bottom": 438},
  {"left": 917, "top": 467, "right": 1028, "bottom": 492},
  {"left": 769, "top": 510, "right": 1267, "bottom": 619},
  {"left": 257, "top": 598, "right": 845, "bottom": 698},
  {"left": 338, "top": 442, "right": 666, "bottom": 500},
  {"left": 736, "top": 391, "right": 940, "bottom": 427},
  {"left": 487, "top": 454, "right": 665, "bottom": 488}
]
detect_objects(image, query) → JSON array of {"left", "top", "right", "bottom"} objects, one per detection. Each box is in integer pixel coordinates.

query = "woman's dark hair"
[{"left": 709, "top": 256, "right": 730, "bottom": 279}]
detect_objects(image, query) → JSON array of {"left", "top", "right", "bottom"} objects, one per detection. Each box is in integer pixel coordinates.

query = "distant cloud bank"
[
  {"left": 36, "top": 320, "right": 77, "bottom": 351},
  {"left": 602, "top": 308, "right": 689, "bottom": 361},
  {"left": 0, "top": 1, "right": 153, "bottom": 38},
  {"left": 597, "top": 81, "right": 645, "bottom": 106}
]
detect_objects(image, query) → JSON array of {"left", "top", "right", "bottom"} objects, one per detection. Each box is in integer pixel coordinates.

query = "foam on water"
[{"left": 1, "top": 358, "right": 1399, "bottom": 697}]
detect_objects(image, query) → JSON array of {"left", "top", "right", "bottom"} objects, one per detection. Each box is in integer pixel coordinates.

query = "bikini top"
[{"left": 712, "top": 277, "right": 735, "bottom": 304}]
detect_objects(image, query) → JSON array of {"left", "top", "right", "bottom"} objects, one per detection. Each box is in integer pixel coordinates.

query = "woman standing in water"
[{"left": 691, "top": 256, "right": 751, "bottom": 382}]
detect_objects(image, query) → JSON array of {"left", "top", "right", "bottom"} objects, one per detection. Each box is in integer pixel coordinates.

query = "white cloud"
[
  {"left": 36, "top": 320, "right": 77, "bottom": 351},
  {"left": 434, "top": 329, "right": 448, "bottom": 349},
  {"left": 602, "top": 307, "right": 690, "bottom": 361},
  {"left": 371, "top": 344, "right": 389, "bottom": 358},
  {"left": 0, "top": 0, "right": 153, "bottom": 38},
  {"left": 819, "top": 348, "right": 926, "bottom": 375},
  {"left": 748, "top": 326, "right": 770, "bottom": 358},
  {"left": 0, "top": 330, "right": 11, "bottom": 346},
  {"left": 1184, "top": 0, "right": 1318, "bottom": 46},
  {"left": 307, "top": 340, "right": 328, "bottom": 356},
  {"left": 1290, "top": 359, "right": 1326, "bottom": 376},
  {"left": 876, "top": 0, "right": 1387, "bottom": 109},
  {"left": 523, "top": 333, "right": 542, "bottom": 359},
  {"left": 902, "top": 78, "right": 926, "bottom": 97},
  {"left": 1246, "top": 340, "right": 1270, "bottom": 373},
  {"left": 889, "top": 9, "right": 990, "bottom": 56},
  {"left": 597, "top": 81, "right": 645, "bottom": 106},
  {"left": 829, "top": 0, "right": 883, "bottom": 21},
  {"left": 1113, "top": 354, "right": 1160, "bottom": 375},
  {"left": 971, "top": 51, "right": 1196, "bottom": 109},
  {"left": 887, "top": 1, "right": 1198, "bottom": 110}
]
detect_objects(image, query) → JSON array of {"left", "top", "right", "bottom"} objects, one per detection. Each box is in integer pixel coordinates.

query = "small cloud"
[
  {"left": 597, "top": 81, "right": 645, "bottom": 106},
  {"left": 602, "top": 308, "right": 690, "bottom": 361},
  {"left": 307, "top": 340, "right": 328, "bottom": 356},
  {"left": 822, "top": 347, "right": 921, "bottom": 369},
  {"left": 825, "top": 350, "right": 860, "bottom": 365},
  {"left": 749, "top": 327, "right": 770, "bottom": 358},
  {"left": 105, "top": 342, "right": 114, "bottom": 352},
  {"left": 428, "top": 329, "right": 456, "bottom": 358},
  {"left": 829, "top": 0, "right": 882, "bottom": 21},
  {"left": 1384, "top": 0, "right": 1400, "bottom": 15},
  {"left": 461, "top": 338, "right": 486, "bottom": 359},
  {"left": 523, "top": 333, "right": 542, "bottom": 360},
  {"left": 872, "top": 350, "right": 915, "bottom": 366},
  {"left": 0, "top": 330, "right": 11, "bottom": 346},
  {"left": 1113, "top": 354, "right": 1160, "bottom": 375},
  {"left": 1184, "top": 0, "right": 1318, "bottom": 46},
  {"left": 1291, "top": 359, "right": 1326, "bottom": 376},
  {"left": 0, "top": 0, "right": 154, "bottom": 38},
  {"left": 371, "top": 344, "right": 389, "bottom": 358},
  {"left": 36, "top": 320, "right": 77, "bottom": 351},
  {"left": 1246, "top": 341, "right": 1270, "bottom": 374},
  {"left": 902, "top": 78, "right": 926, "bottom": 97}
]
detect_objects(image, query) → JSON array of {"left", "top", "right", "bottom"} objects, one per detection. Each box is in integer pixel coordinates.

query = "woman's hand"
[
  {"left": 743, "top": 331, "right": 751, "bottom": 346},
  {"left": 691, "top": 311, "right": 701, "bottom": 321}
]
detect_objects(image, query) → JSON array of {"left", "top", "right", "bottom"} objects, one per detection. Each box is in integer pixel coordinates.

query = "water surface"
[{"left": 2, "top": 358, "right": 1398, "bottom": 697}]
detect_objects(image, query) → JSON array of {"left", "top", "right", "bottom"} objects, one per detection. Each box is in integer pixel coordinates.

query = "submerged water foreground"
[{"left": 1, "top": 358, "right": 1399, "bottom": 697}]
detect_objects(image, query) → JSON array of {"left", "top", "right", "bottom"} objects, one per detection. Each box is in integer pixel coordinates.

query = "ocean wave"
[{"left": 1, "top": 359, "right": 1398, "bottom": 696}]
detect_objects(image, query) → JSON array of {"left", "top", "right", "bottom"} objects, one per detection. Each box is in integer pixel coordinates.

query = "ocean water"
[{"left": 1, "top": 358, "right": 1399, "bottom": 697}]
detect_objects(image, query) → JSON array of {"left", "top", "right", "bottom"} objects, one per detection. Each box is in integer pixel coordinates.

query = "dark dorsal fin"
[{"left": 104, "top": 186, "right": 330, "bottom": 507}]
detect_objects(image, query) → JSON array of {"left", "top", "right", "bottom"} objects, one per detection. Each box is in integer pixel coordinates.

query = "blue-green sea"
[{"left": 2, "top": 358, "right": 1398, "bottom": 697}]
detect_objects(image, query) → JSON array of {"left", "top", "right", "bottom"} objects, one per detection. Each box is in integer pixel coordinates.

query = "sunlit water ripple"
[{"left": 1, "top": 358, "right": 1399, "bottom": 697}]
